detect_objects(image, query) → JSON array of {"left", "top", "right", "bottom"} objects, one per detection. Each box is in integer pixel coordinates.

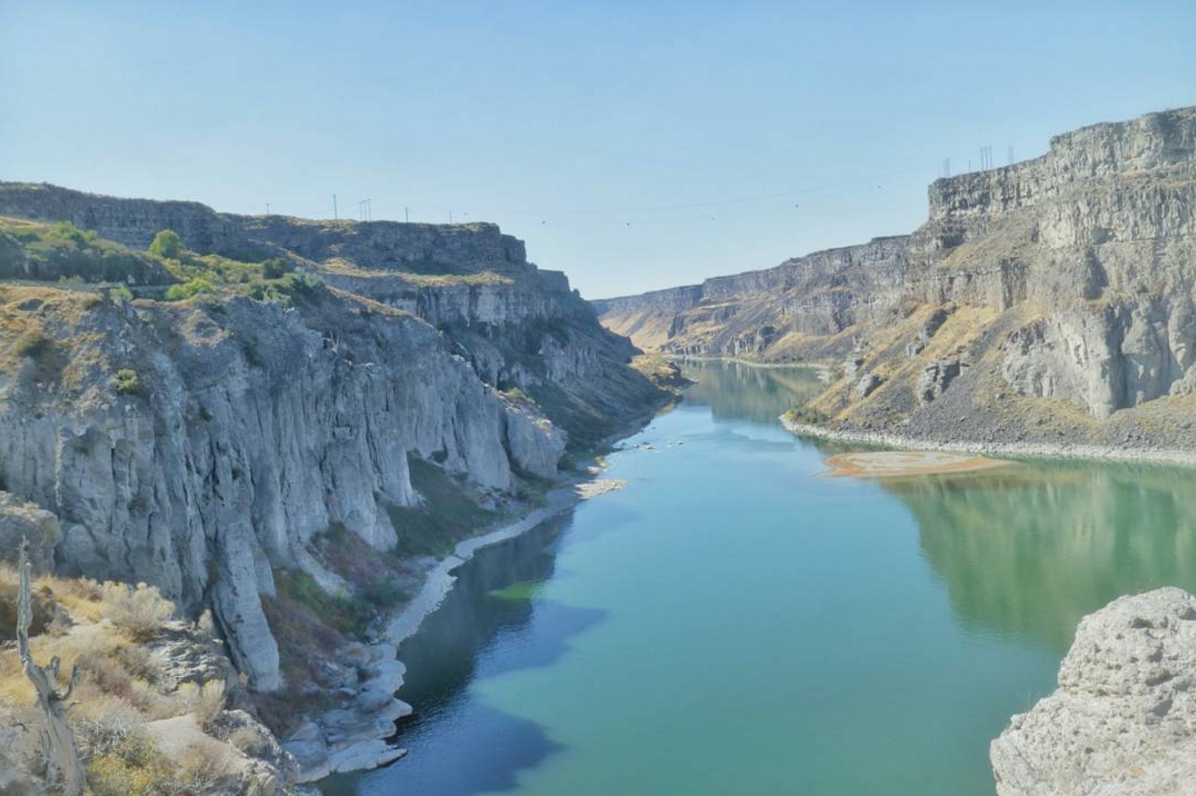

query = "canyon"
[
  {"left": 596, "top": 106, "right": 1196, "bottom": 454},
  {"left": 0, "top": 184, "right": 670, "bottom": 789}
]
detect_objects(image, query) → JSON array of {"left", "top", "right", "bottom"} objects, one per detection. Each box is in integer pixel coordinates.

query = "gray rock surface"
[
  {"left": 0, "top": 490, "right": 61, "bottom": 570},
  {"left": 990, "top": 587, "right": 1196, "bottom": 796},
  {"left": 283, "top": 644, "right": 411, "bottom": 783},
  {"left": 596, "top": 106, "right": 1196, "bottom": 445},
  {"left": 0, "top": 187, "right": 667, "bottom": 694},
  {"left": 855, "top": 372, "right": 883, "bottom": 398}
]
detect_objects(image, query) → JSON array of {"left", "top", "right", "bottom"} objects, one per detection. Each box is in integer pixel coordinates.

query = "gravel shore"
[{"left": 780, "top": 417, "right": 1196, "bottom": 468}]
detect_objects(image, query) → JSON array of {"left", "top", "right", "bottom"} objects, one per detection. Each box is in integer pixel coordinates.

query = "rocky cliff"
[
  {"left": 990, "top": 587, "right": 1196, "bottom": 795},
  {"left": 597, "top": 107, "right": 1196, "bottom": 452},
  {"left": 0, "top": 184, "right": 666, "bottom": 699}
]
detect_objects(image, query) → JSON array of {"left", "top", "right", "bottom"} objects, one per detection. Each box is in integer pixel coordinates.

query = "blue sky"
[{"left": 2, "top": 1, "right": 1193, "bottom": 298}]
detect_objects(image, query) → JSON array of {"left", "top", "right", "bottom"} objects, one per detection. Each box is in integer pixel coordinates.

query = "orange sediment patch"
[{"left": 822, "top": 450, "right": 1013, "bottom": 478}]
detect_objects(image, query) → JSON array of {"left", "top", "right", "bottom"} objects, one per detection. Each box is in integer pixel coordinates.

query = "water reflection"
[
  {"left": 319, "top": 512, "right": 606, "bottom": 796},
  {"left": 886, "top": 464, "right": 1196, "bottom": 651},
  {"left": 680, "top": 360, "right": 823, "bottom": 425}
]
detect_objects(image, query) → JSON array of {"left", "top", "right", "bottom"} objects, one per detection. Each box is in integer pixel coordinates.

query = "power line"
[{"left": 314, "top": 144, "right": 1020, "bottom": 225}]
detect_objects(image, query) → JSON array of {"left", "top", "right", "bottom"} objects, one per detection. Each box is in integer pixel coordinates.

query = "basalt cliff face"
[
  {"left": 597, "top": 107, "right": 1196, "bottom": 451},
  {"left": 0, "top": 183, "right": 665, "bottom": 697}
]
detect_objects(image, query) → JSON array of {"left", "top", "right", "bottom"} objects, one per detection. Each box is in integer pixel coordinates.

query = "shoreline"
[
  {"left": 293, "top": 470, "right": 633, "bottom": 783},
  {"left": 384, "top": 472, "right": 617, "bottom": 647},
  {"left": 318, "top": 405, "right": 670, "bottom": 782},
  {"left": 780, "top": 417, "right": 1196, "bottom": 468},
  {"left": 674, "top": 354, "right": 832, "bottom": 378}
]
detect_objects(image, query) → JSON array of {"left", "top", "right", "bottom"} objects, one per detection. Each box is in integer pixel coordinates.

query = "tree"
[
  {"left": 17, "top": 539, "right": 83, "bottom": 796},
  {"left": 147, "top": 229, "right": 182, "bottom": 260}
]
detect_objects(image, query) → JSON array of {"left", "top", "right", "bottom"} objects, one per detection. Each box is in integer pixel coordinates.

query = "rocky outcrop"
[
  {"left": 855, "top": 372, "right": 883, "bottom": 398},
  {"left": 597, "top": 106, "right": 1196, "bottom": 449},
  {"left": 990, "top": 587, "right": 1196, "bottom": 795},
  {"left": 0, "top": 490, "right": 61, "bottom": 570},
  {"left": 283, "top": 642, "right": 410, "bottom": 782},
  {"left": 917, "top": 358, "right": 963, "bottom": 405},
  {"left": 0, "top": 185, "right": 665, "bottom": 698},
  {"left": 0, "top": 291, "right": 544, "bottom": 691}
]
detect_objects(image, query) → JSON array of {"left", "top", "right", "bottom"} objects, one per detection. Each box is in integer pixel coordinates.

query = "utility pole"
[
  {"left": 405, "top": 207, "right": 409, "bottom": 223},
  {"left": 333, "top": 194, "right": 338, "bottom": 220},
  {"left": 266, "top": 203, "right": 270, "bottom": 215}
]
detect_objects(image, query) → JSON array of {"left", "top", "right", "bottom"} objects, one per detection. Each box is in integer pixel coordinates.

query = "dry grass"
[
  {"left": 0, "top": 567, "right": 259, "bottom": 794},
  {"left": 177, "top": 680, "right": 226, "bottom": 731},
  {"left": 100, "top": 582, "right": 175, "bottom": 641}
]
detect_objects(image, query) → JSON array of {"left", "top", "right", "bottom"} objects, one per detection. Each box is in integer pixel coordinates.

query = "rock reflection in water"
[
  {"left": 680, "top": 360, "right": 823, "bottom": 425},
  {"left": 886, "top": 464, "right": 1196, "bottom": 651},
  {"left": 319, "top": 511, "right": 607, "bottom": 796}
]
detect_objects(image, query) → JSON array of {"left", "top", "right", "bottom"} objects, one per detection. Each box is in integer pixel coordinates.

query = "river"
[{"left": 320, "top": 359, "right": 1196, "bottom": 796}]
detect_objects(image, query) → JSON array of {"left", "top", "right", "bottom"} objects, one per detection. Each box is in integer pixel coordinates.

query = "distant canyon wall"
[{"left": 596, "top": 106, "right": 1196, "bottom": 426}]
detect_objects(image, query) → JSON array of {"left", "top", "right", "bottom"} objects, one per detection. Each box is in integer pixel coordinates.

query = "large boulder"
[
  {"left": 991, "top": 587, "right": 1196, "bottom": 795},
  {"left": 0, "top": 491, "right": 61, "bottom": 571}
]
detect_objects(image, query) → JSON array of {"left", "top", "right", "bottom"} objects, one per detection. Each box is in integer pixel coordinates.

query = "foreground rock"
[{"left": 990, "top": 587, "right": 1196, "bottom": 795}]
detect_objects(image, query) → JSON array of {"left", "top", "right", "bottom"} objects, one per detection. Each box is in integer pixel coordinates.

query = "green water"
[{"left": 323, "top": 360, "right": 1196, "bottom": 796}]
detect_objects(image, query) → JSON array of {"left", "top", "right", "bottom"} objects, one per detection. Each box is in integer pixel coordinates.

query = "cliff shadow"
[{"left": 320, "top": 509, "right": 608, "bottom": 796}]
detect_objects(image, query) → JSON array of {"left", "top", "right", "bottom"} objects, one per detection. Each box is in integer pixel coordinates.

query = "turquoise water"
[{"left": 322, "top": 360, "right": 1196, "bottom": 796}]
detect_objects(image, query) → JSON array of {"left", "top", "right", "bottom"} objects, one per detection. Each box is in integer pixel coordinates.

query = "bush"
[
  {"left": 72, "top": 694, "right": 142, "bottom": 758},
  {"left": 112, "top": 368, "right": 144, "bottom": 397},
  {"left": 107, "top": 285, "right": 134, "bottom": 302},
  {"left": 784, "top": 406, "right": 830, "bottom": 425},
  {"left": 163, "top": 276, "right": 214, "bottom": 301},
  {"left": 100, "top": 582, "right": 175, "bottom": 640},
  {"left": 177, "top": 680, "right": 226, "bottom": 731},
  {"left": 147, "top": 230, "right": 182, "bottom": 261},
  {"left": 359, "top": 578, "right": 410, "bottom": 609},
  {"left": 86, "top": 734, "right": 176, "bottom": 796},
  {"left": 172, "top": 741, "right": 238, "bottom": 792},
  {"left": 262, "top": 258, "right": 289, "bottom": 279}
]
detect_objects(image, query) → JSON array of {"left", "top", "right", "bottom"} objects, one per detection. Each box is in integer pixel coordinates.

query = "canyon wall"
[
  {"left": 597, "top": 106, "right": 1196, "bottom": 442},
  {"left": 0, "top": 185, "right": 664, "bottom": 691}
]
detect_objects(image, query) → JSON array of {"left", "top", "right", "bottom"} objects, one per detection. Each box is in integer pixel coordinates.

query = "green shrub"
[
  {"left": 45, "top": 221, "right": 93, "bottom": 247},
  {"left": 112, "top": 368, "right": 144, "bottom": 397},
  {"left": 273, "top": 569, "right": 373, "bottom": 636},
  {"left": 387, "top": 455, "right": 498, "bottom": 557},
  {"left": 784, "top": 406, "right": 829, "bottom": 425},
  {"left": 163, "top": 276, "right": 215, "bottom": 301},
  {"left": 147, "top": 230, "right": 182, "bottom": 260},
  {"left": 108, "top": 285, "right": 134, "bottom": 302},
  {"left": 359, "top": 578, "right": 410, "bottom": 609},
  {"left": 262, "top": 258, "right": 289, "bottom": 279},
  {"left": 0, "top": 219, "right": 176, "bottom": 285}
]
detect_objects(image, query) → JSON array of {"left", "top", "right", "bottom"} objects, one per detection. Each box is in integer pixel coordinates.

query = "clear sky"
[{"left": 2, "top": 1, "right": 1193, "bottom": 298}]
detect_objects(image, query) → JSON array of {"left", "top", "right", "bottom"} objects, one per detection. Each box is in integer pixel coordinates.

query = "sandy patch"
[
  {"left": 574, "top": 478, "right": 627, "bottom": 499},
  {"left": 823, "top": 450, "right": 1012, "bottom": 478}
]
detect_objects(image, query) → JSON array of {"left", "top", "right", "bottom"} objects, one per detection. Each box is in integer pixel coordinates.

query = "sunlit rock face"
[
  {"left": 991, "top": 587, "right": 1196, "bottom": 796},
  {"left": 596, "top": 106, "right": 1196, "bottom": 427},
  {"left": 0, "top": 184, "right": 664, "bottom": 690}
]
